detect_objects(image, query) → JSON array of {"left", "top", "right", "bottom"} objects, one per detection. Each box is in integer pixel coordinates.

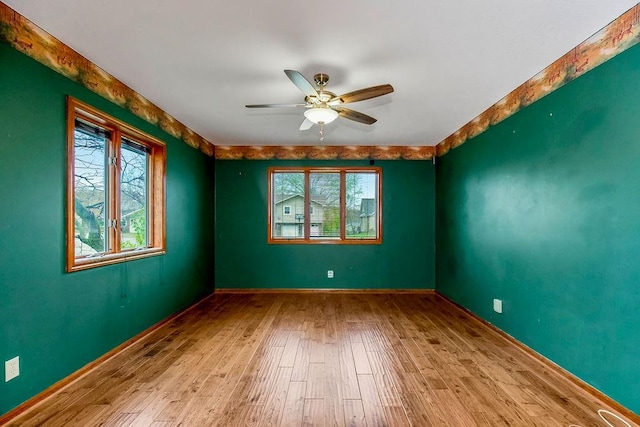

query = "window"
[
  {"left": 268, "top": 167, "right": 381, "bottom": 244},
  {"left": 67, "top": 97, "right": 166, "bottom": 271}
]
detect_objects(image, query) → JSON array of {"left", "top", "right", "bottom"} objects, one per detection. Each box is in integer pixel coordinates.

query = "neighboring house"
[
  {"left": 273, "top": 194, "right": 324, "bottom": 237},
  {"left": 360, "top": 198, "right": 377, "bottom": 234}
]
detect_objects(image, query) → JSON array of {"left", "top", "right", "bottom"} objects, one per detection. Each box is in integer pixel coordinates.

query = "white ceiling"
[{"left": 5, "top": 1, "right": 638, "bottom": 147}]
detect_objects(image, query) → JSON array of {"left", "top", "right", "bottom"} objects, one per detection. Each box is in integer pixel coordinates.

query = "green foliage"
[
  {"left": 273, "top": 172, "right": 304, "bottom": 196},
  {"left": 347, "top": 231, "right": 377, "bottom": 238},
  {"left": 129, "top": 209, "right": 147, "bottom": 246},
  {"left": 121, "top": 209, "right": 147, "bottom": 249},
  {"left": 322, "top": 207, "right": 340, "bottom": 235},
  {"left": 345, "top": 174, "right": 363, "bottom": 209}
]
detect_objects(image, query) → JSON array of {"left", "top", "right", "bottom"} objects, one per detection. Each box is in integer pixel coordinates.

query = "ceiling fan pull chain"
[{"left": 319, "top": 123, "right": 324, "bottom": 141}]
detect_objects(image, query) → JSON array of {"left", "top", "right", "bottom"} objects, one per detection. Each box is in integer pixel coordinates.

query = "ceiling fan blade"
[
  {"left": 335, "top": 107, "right": 377, "bottom": 125},
  {"left": 245, "top": 103, "right": 306, "bottom": 108},
  {"left": 284, "top": 70, "right": 319, "bottom": 98},
  {"left": 299, "top": 118, "right": 314, "bottom": 131},
  {"left": 331, "top": 84, "right": 394, "bottom": 104}
]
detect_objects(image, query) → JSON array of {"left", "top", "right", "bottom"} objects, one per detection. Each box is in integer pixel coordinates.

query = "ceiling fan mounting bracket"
[{"left": 313, "top": 73, "right": 329, "bottom": 87}]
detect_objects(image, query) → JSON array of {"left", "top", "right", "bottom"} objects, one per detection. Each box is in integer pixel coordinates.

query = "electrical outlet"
[
  {"left": 327, "top": 270, "right": 334, "bottom": 279},
  {"left": 493, "top": 299, "right": 503, "bottom": 314},
  {"left": 5, "top": 356, "right": 19, "bottom": 382}
]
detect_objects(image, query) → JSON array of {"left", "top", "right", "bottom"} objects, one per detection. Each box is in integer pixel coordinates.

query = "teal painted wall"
[
  {"left": 0, "top": 44, "right": 215, "bottom": 415},
  {"left": 215, "top": 160, "right": 435, "bottom": 289},
  {"left": 436, "top": 43, "right": 640, "bottom": 413}
]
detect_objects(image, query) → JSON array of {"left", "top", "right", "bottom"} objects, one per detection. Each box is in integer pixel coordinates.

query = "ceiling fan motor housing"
[{"left": 305, "top": 91, "right": 335, "bottom": 105}]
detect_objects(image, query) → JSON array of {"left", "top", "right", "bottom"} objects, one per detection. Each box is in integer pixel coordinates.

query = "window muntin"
[
  {"left": 67, "top": 97, "right": 166, "bottom": 271},
  {"left": 268, "top": 167, "right": 381, "bottom": 244}
]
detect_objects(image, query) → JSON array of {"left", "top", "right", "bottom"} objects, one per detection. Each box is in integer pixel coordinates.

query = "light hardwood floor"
[{"left": 6, "top": 292, "right": 638, "bottom": 426}]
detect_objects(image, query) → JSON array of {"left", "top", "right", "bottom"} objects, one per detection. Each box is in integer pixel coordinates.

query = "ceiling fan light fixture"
[{"left": 304, "top": 107, "right": 339, "bottom": 124}]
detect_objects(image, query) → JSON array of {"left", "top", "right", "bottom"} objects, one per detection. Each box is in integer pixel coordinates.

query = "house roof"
[
  {"left": 274, "top": 194, "right": 303, "bottom": 204},
  {"left": 360, "top": 198, "right": 376, "bottom": 218},
  {"left": 275, "top": 194, "right": 324, "bottom": 206}
]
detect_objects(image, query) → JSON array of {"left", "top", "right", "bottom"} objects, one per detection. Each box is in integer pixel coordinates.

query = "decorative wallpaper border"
[
  {"left": 0, "top": 3, "right": 214, "bottom": 156},
  {"left": 436, "top": 4, "right": 640, "bottom": 156},
  {"left": 215, "top": 145, "right": 436, "bottom": 160},
  {"left": 2, "top": 2, "right": 639, "bottom": 160}
]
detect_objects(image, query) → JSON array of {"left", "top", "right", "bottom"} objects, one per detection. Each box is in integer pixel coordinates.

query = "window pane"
[
  {"left": 272, "top": 172, "right": 305, "bottom": 238},
  {"left": 346, "top": 172, "right": 378, "bottom": 239},
  {"left": 74, "top": 126, "right": 108, "bottom": 256},
  {"left": 310, "top": 172, "right": 340, "bottom": 239},
  {"left": 120, "top": 139, "right": 148, "bottom": 249}
]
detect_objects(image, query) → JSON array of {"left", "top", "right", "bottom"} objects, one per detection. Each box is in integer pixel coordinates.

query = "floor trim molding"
[
  {"left": 0, "top": 291, "right": 216, "bottom": 424},
  {"left": 215, "top": 288, "right": 436, "bottom": 294},
  {"left": 435, "top": 292, "right": 640, "bottom": 424}
]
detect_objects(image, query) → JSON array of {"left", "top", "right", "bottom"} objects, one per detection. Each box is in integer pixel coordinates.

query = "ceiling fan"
[{"left": 246, "top": 70, "right": 394, "bottom": 133}]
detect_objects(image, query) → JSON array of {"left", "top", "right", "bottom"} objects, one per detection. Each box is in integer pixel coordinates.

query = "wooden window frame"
[
  {"left": 268, "top": 166, "right": 382, "bottom": 245},
  {"left": 66, "top": 97, "right": 166, "bottom": 272}
]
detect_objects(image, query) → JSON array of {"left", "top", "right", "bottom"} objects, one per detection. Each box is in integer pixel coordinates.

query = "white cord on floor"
[{"left": 568, "top": 409, "right": 632, "bottom": 427}]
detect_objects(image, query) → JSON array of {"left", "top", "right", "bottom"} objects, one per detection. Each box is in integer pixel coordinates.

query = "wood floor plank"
[
  {"left": 291, "top": 338, "right": 311, "bottom": 383},
  {"left": 357, "top": 374, "right": 389, "bottom": 427},
  {"left": 308, "top": 323, "right": 326, "bottom": 364},
  {"left": 351, "top": 342, "right": 372, "bottom": 375},
  {"left": 392, "top": 369, "right": 452, "bottom": 426},
  {"left": 382, "top": 405, "right": 412, "bottom": 427},
  {"left": 8, "top": 387, "right": 94, "bottom": 426},
  {"left": 337, "top": 331, "right": 361, "bottom": 401},
  {"left": 365, "top": 350, "right": 402, "bottom": 407},
  {"left": 324, "top": 343, "right": 345, "bottom": 426},
  {"left": 343, "top": 399, "right": 366, "bottom": 427},
  {"left": 280, "top": 381, "right": 306, "bottom": 427},
  {"left": 280, "top": 330, "right": 302, "bottom": 368},
  {"left": 302, "top": 398, "right": 324, "bottom": 427},
  {"left": 305, "top": 363, "right": 325, "bottom": 399},
  {"left": 257, "top": 366, "right": 293, "bottom": 426},
  {"left": 6, "top": 292, "right": 639, "bottom": 427}
]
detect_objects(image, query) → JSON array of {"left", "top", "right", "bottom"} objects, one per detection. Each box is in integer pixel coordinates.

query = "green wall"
[
  {"left": 215, "top": 160, "right": 435, "bottom": 289},
  {"left": 0, "top": 44, "right": 215, "bottom": 415},
  {"left": 436, "top": 43, "right": 640, "bottom": 413}
]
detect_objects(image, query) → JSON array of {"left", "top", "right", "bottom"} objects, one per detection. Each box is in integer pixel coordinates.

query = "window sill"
[
  {"left": 68, "top": 247, "right": 165, "bottom": 272},
  {"left": 268, "top": 239, "right": 382, "bottom": 245}
]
